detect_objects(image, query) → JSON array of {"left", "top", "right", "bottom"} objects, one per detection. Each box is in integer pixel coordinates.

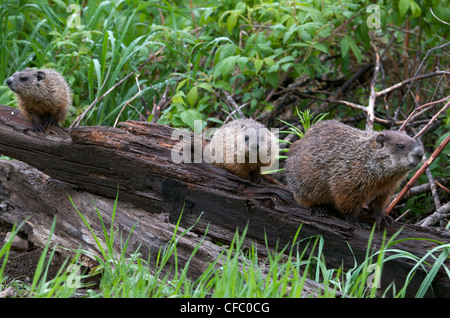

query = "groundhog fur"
[
  {"left": 206, "top": 118, "right": 279, "bottom": 182},
  {"left": 285, "top": 120, "right": 424, "bottom": 228},
  {"left": 7, "top": 68, "right": 71, "bottom": 132}
]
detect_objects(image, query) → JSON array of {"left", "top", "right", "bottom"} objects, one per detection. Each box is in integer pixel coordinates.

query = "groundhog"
[
  {"left": 205, "top": 118, "right": 279, "bottom": 182},
  {"left": 285, "top": 120, "right": 424, "bottom": 228},
  {"left": 6, "top": 68, "right": 71, "bottom": 132}
]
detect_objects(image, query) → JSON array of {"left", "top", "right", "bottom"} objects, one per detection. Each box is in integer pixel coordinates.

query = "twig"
[
  {"left": 430, "top": 8, "right": 450, "bottom": 26},
  {"left": 296, "top": 92, "right": 367, "bottom": 112},
  {"left": 418, "top": 202, "right": 450, "bottom": 228},
  {"left": 151, "top": 82, "right": 170, "bottom": 123},
  {"left": 436, "top": 180, "right": 450, "bottom": 195},
  {"left": 393, "top": 41, "right": 450, "bottom": 121},
  {"left": 113, "top": 75, "right": 142, "bottom": 128},
  {"left": 399, "top": 94, "right": 450, "bottom": 131},
  {"left": 366, "top": 43, "right": 380, "bottom": 131},
  {"left": 385, "top": 134, "right": 450, "bottom": 216},
  {"left": 375, "top": 71, "right": 450, "bottom": 97},
  {"left": 413, "top": 99, "right": 450, "bottom": 139},
  {"left": 70, "top": 46, "right": 165, "bottom": 128},
  {"left": 215, "top": 89, "right": 246, "bottom": 119},
  {"left": 417, "top": 139, "right": 442, "bottom": 215},
  {"left": 395, "top": 208, "right": 411, "bottom": 222}
]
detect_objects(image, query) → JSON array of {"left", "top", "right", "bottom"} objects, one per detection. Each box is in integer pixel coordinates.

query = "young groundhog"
[
  {"left": 6, "top": 68, "right": 71, "bottom": 132},
  {"left": 285, "top": 120, "right": 424, "bottom": 228},
  {"left": 205, "top": 118, "right": 279, "bottom": 182}
]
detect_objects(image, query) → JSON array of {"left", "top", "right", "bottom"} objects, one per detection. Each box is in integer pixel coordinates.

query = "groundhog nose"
[
  {"left": 6, "top": 77, "right": 12, "bottom": 86},
  {"left": 414, "top": 147, "right": 424, "bottom": 158},
  {"left": 409, "top": 147, "right": 424, "bottom": 166}
]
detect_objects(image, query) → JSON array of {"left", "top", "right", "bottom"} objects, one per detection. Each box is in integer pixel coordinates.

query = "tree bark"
[{"left": 0, "top": 104, "right": 449, "bottom": 297}]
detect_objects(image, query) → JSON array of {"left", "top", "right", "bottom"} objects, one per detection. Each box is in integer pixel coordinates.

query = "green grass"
[
  {"left": 1, "top": 0, "right": 447, "bottom": 130},
  {"left": 1, "top": 194, "right": 449, "bottom": 298}
]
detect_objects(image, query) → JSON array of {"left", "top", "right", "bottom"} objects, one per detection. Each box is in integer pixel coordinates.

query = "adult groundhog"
[
  {"left": 285, "top": 120, "right": 424, "bottom": 228},
  {"left": 205, "top": 118, "right": 279, "bottom": 182},
  {"left": 6, "top": 68, "right": 71, "bottom": 132}
]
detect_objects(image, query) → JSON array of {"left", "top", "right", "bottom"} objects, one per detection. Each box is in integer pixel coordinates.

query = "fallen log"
[{"left": 0, "top": 104, "right": 449, "bottom": 297}]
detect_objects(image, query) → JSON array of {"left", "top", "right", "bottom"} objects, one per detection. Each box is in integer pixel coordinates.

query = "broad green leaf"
[
  {"left": 254, "top": 58, "right": 263, "bottom": 74},
  {"left": 180, "top": 109, "right": 203, "bottom": 130},
  {"left": 187, "top": 86, "right": 198, "bottom": 107},
  {"left": 267, "top": 72, "right": 279, "bottom": 89},
  {"left": 410, "top": 1, "right": 422, "bottom": 18},
  {"left": 340, "top": 37, "right": 350, "bottom": 57},
  {"left": 399, "top": 0, "right": 410, "bottom": 17},
  {"left": 226, "top": 10, "right": 241, "bottom": 34},
  {"left": 172, "top": 91, "right": 186, "bottom": 105},
  {"left": 213, "top": 55, "right": 237, "bottom": 80},
  {"left": 264, "top": 57, "right": 275, "bottom": 66}
]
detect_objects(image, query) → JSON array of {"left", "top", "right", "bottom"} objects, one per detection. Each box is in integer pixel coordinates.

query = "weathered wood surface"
[{"left": 0, "top": 104, "right": 449, "bottom": 297}]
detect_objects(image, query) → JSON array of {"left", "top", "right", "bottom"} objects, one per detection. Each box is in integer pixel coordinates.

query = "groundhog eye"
[
  {"left": 244, "top": 135, "right": 249, "bottom": 141},
  {"left": 19, "top": 76, "right": 28, "bottom": 82},
  {"left": 396, "top": 144, "right": 405, "bottom": 149}
]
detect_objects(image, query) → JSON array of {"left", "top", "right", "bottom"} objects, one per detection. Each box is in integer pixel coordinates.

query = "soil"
[
  {"left": 0, "top": 221, "right": 100, "bottom": 297},
  {"left": 0, "top": 221, "right": 63, "bottom": 283}
]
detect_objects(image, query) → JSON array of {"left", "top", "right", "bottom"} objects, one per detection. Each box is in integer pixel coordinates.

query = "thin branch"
[
  {"left": 393, "top": 41, "right": 450, "bottom": 121},
  {"left": 113, "top": 75, "right": 142, "bottom": 128},
  {"left": 430, "top": 8, "right": 450, "bottom": 26},
  {"left": 418, "top": 202, "right": 450, "bottom": 228},
  {"left": 385, "top": 134, "right": 450, "bottom": 216},
  {"left": 413, "top": 99, "right": 450, "bottom": 139},
  {"left": 417, "top": 139, "right": 442, "bottom": 216},
  {"left": 375, "top": 71, "right": 450, "bottom": 97},
  {"left": 215, "top": 89, "right": 246, "bottom": 119},
  {"left": 399, "top": 94, "right": 450, "bottom": 131},
  {"left": 296, "top": 92, "right": 367, "bottom": 112},
  {"left": 366, "top": 43, "right": 380, "bottom": 131},
  {"left": 151, "top": 82, "right": 171, "bottom": 123}
]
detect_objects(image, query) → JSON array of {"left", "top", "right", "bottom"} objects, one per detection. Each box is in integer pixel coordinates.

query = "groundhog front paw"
[
  {"left": 310, "top": 206, "right": 329, "bottom": 217},
  {"left": 374, "top": 214, "right": 393, "bottom": 230},
  {"left": 32, "top": 122, "right": 45, "bottom": 133}
]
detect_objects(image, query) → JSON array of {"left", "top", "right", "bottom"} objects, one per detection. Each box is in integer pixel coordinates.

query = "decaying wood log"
[{"left": 0, "top": 104, "right": 449, "bottom": 297}]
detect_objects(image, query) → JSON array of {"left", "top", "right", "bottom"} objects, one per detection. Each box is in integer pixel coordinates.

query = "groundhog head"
[
  {"left": 6, "top": 68, "right": 50, "bottom": 100},
  {"left": 371, "top": 130, "right": 424, "bottom": 173}
]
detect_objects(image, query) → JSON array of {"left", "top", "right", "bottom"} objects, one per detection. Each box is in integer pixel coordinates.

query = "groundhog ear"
[
  {"left": 37, "top": 71, "right": 46, "bottom": 81},
  {"left": 375, "top": 133, "right": 386, "bottom": 148}
]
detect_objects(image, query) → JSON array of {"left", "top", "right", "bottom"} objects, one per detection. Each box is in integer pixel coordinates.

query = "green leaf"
[
  {"left": 172, "top": 91, "right": 186, "bottom": 105},
  {"left": 197, "top": 82, "right": 212, "bottom": 92},
  {"left": 410, "top": 1, "right": 422, "bottom": 18},
  {"left": 340, "top": 37, "right": 350, "bottom": 58},
  {"left": 180, "top": 109, "right": 203, "bottom": 130},
  {"left": 349, "top": 39, "right": 362, "bottom": 63},
  {"left": 226, "top": 10, "right": 241, "bottom": 34},
  {"left": 267, "top": 72, "right": 279, "bottom": 89},
  {"left": 399, "top": 0, "right": 410, "bottom": 17},
  {"left": 264, "top": 57, "right": 275, "bottom": 66},
  {"left": 213, "top": 55, "right": 237, "bottom": 80},
  {"left": 254, "top": 58, "right": 263, "bottom": 75},
  {"left": 187, "top": 86, "right": 198, "bottom": 107},
  {"left": 340, "top": 36, "right": 362, "bottom": 62}
]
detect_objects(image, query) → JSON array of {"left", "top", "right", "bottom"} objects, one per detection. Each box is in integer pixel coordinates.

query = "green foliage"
[
  {"left": 278, "top": 108, "right": 328, "bottom": 139},
  {"left": 1, "top": 0, "right": 447, "bottom": 129}
]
